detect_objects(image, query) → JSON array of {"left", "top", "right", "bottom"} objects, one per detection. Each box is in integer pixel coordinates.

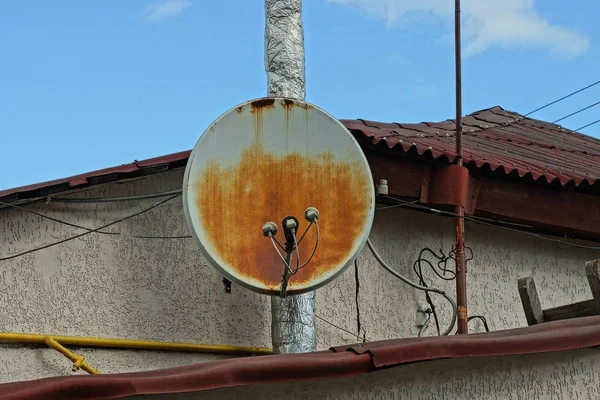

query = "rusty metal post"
[
  {"left": 265, "top": 0, "right": 317, "bottom": 354},
  {"left": 454, "top": 0, "right": 468, "bottom": 335}
]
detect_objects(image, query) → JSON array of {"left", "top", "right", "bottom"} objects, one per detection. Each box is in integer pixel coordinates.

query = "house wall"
[
  {"left": 137, "top": 347, "right": 600, "bottom": 400},
  {"left": 0, "top": 168, "right": 598, "bottom": 383}
]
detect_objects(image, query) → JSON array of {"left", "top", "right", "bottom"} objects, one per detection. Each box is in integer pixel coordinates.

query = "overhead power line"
[
  {"left": 524, "top": 79, "right": 600, "bottom": 117},
  {"left": 463, "top": 78, "right": 600, "bottom": 136},
  {"left": 552, "top": 100, "right": 600, "bottom": 124},
  {"left": 574, "top": 119, "right": 600, "bottom": 133}
]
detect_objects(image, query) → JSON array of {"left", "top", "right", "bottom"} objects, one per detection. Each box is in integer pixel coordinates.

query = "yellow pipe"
[
  {"left": 0, "top": 332, "right": 272, "bottom": 356},
  {"left": 44, "top": 337, "right": 100, "bottom": 375}
]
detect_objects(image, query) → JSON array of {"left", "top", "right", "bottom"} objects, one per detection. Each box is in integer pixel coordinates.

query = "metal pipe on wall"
[
  {"left": 265, "top": 0, "right": 317, "bottom": 354},
  {"left": 0, "top": 332, "right": 272, "bottom": 355},
  {"left": 454, "top": 0, "right": 468, "bottom": 335}
]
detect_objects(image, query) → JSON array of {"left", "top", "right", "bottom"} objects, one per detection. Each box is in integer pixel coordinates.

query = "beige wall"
[
  {"left": 137, "top": 348, "right": 600, "bottom": 400},
  {"left": 0, "top": 168, "right": 598, "bottom": 383}
]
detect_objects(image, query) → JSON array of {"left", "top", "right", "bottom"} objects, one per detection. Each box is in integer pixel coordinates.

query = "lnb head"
[
  {"left": 262, "top": 221, "right": 278, "bottom": 237},
  {"left": 304, "top": 207, "right": 319, "bottom": 223}
]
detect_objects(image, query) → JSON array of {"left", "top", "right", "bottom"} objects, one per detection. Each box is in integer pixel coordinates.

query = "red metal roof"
[
  {"left": 343, "top": 106, "right": 600, "bottom": 188},
  {"left": 1, "top": 316, "right": 600, "bottom": 400},
  {"left": 1, "top": 106, "right": 599, "bottom": 203},
  {"left": 0, "top": 151, "right": 191, "bottom": 202}
]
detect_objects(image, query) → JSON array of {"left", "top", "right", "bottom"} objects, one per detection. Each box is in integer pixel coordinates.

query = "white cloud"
[
  {"left": 328, "top": 0, "right": 590, "bottom": 57},
  {"left": 144, "top": 0, "right": 191, "bottom": 22}
]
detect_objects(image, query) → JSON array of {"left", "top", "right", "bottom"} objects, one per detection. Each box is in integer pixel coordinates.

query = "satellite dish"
[{"left": 182, "top": 98, "right": 375, "bottom": 296}]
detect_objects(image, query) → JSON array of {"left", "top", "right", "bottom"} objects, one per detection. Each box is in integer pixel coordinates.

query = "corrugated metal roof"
[
  {"left": 2, "top": 316, "right": 600, "bottom": 399},
  {"left": 1, "top": 106, "right": 599, "bottom": 204},
  {"left": 0, "top": 151, "right": 191, "bottom": 202},
  {"left": 343, "top": 106, "right": 600, "bottom": 188}
]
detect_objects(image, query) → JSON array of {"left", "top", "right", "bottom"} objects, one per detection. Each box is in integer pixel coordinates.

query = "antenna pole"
[
  {"left": 454, "top": 0, "right": 468, "bottom": 335},
  {"left": 265, "top": 0, "right": 316, "bottom": 354}
]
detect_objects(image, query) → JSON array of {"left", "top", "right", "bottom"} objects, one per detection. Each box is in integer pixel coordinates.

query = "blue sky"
[{"left": 1, "top": 0, "right": 599, "bottom": 190}]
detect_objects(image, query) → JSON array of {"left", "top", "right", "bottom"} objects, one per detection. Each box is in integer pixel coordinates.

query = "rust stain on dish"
[
  {"left": 250, "top": 98, "right": 275, "bottom": 110},
  {"left": 196, "top": 119, "right": 371, "bottom": 290}
]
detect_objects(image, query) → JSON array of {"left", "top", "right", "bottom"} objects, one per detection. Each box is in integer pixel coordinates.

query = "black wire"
[
  {"left": 412, "top": 247, "right": 457, "bottom": 336},
  {"left": 378, "top": 197, "right": 600, "bottom": 250},
  {"left": 524, "top": 80, "right": 600, "bottom": 117},
  {"left": 0, "top": 200, "right": 190, "bottom": 241},
  {"left": 0, "top": 194, "right": 181, "bottom": 261},
  {"left": 413, "top": 248, "right": 456, "bottom": 281},
  {"left": 468, "top": 315, "right": 490, "bottom": 332},
  {"left": 315, "top": 314, "right": 368, "bottom": 342},
  {"left": 454, "top": 315, "right": 491, "bottom": 334},
  {"left": 413, "top": 258, "right": 438, "bottom": 335},
  {"left": 461, "top": 79, "right": 600, "bottom": 135},
  {"left": 552, "top": 100, "right": 600, "bottom": 124},
  {"left": 48, "top": 190, "right": 183, "bottom": 203},
  {"left": 0, "top": 201, "right": 118, "bottom": 235},
  {"left": 574, "top": 119, "right": 600, "bottom": 132}
]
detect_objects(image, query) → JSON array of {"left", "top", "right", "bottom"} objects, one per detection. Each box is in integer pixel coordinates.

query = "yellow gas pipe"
[
  {"left": 44, "top": 337, "right": 100, "bottom": 374},
  {"left": 0, "top": 332, "right": 272, "bottom": 375}
]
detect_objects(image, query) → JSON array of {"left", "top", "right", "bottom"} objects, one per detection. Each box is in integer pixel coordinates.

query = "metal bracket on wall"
[{"left": 419, "top": 165, "right": 481, "bottom": 215}]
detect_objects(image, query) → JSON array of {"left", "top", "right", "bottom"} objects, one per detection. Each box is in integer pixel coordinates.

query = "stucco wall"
[
  {"left": 0, "top": 168, "right": 598, "bottom": 383},
  {"left": 137, "top": 348, "right": 600, "bottom": 400}
]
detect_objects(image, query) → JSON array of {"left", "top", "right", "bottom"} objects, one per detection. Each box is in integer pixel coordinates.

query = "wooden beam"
[
  {"left": 518, "top": 276, "right": 544, "bottom": 325},
  {"left": 586, "top": 259, "right": 600, "bottom": 312},
  {"left": 475, "top": 178, "right": 600, "bottom": 241},
  {"left": 366, "top": 151, "right": 423, "bottom": 200},
  {"left": 543, "top": 299, "right": 598, "bottom": 322}
]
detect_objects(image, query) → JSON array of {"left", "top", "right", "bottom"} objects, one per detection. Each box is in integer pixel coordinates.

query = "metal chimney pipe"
[{"left": 265, "top": 0, "right": 316, "bottom": 354}]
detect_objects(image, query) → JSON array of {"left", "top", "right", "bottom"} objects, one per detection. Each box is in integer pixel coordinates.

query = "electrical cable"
[
  {"left": 468, "top": 315, "right": 490, "bottom": 332},
  {"left": 291, "top": 229, "right": 301, "bottom": 273},
  {"left": 454, "top": 315, "right": 490, "bottom": 334},
  {"left": 552, "top": 100, "right": 600, "bottom": 124},
  {"left": 379, "top": 197, "right": 532, "bottom": 228},
  {"left": 457, "top": 79, "right": 600, "bottom": 135},
  {"left": 0, "top": 194, "right": 181, "bottom": 262},
  {"left": 574, "top": 119, "right": 600, "bottom": 132},
  {"left": 297, "top": 222, "right": 319, "bottom": 270},
  {"left": 296, "top": 221, "right": 314, "bottom": 245},
  {"left": 48, "top": 190, "right": 183, "bottom": 203},
  {"left": 418, "top": 310, "right": 432, "bottom": 337},
  {"left": 315, "top": 314, "right": 368, "bottom": 342},
  {"left": 378, "top": 197, "right": 600, "bottom": 250},
  {"left": 0, "top": 200, "right": 191, "bottom": 240},
  {"left": 269, "top": 237, "right": 292, "bottom": 274},
  {"left": 465, "top": 215, "right": 600, "bottom": 250},
  {"left": 272, "top": 237, "right": 286, "bottom": 251},
  {"left": 412, "top": 248, "right": 455, "bottom": 335},
  {"left": 366, "top": 238, "right": 457, "bottom": 336},
  {"left": 413, "top": 248, "right": 456, "bottom": 281},
  {"left": 0, "top": 201, "right": 117, "bottom": 235},
  {"left": 524, "top": 80, "right": 600, "bottom": 117}
]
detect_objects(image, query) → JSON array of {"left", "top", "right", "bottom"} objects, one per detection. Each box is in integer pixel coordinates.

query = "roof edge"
[{"left": 1, "top": 316, "right": 600, "bottom": 400}]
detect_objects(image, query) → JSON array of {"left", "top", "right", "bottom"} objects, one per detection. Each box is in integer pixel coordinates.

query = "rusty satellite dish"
[{"left": 182, "top": 98, "right": 375, "bottom": 296}]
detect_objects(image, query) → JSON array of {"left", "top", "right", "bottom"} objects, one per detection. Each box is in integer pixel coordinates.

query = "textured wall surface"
[
  {"left": 0, "top": 168, "right": 598, "bottom": 383},
  {"left": 138, "top": 348, "right": 600, "bottom": 400}
]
